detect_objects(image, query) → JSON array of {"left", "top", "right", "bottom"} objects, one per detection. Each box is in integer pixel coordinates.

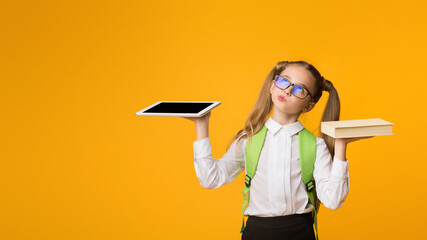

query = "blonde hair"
[{"left": 227, "top": 60, "right": 340, "bottom": 156}]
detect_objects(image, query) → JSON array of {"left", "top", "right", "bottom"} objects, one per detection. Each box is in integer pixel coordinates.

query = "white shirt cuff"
[
  {"left": 331, "top": 155, "right": 349, "bottom": 180},
  {"left": 193, "top": 137, "right": 212, "bottom": 159}
]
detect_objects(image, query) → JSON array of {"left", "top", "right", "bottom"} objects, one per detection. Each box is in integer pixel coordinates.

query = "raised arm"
[
  {"left": 183, "top": 112, "right": 246, "bottom": 189},
  {"left": 313, "top": 137, "right": 350, "bottom": 210},
  {"left": 313, "top": 136, "right": 374, "bottom": 209}
]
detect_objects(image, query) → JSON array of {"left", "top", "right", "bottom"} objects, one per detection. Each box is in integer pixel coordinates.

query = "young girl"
[{"left": 184, "top": 60, "right": 372, "bottom": 240}]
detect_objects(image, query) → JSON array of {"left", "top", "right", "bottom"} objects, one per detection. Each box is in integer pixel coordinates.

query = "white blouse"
[{"left": 193, "top": 117, "right": 350, "bottom": 216}]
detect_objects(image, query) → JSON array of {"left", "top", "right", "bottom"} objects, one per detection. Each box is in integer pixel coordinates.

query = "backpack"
[{"left": 240, "top": 125, "right": 320, "bottom": 240}]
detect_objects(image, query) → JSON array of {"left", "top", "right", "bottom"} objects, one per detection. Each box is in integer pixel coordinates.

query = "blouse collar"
[{"left": 265, "top": 117, "right": 305, "bottom": 136}]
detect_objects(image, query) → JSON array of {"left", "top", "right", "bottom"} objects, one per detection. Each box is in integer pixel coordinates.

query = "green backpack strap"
[
  {"left": 298, "top": 128, "right": 319, "bottom": 240},
  {"left": 240, "top": 125, "right": 268, "bottom": 233}
]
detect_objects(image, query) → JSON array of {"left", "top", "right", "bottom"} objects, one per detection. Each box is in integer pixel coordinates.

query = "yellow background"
[{"left": 1, "top": 0, "right": 426, "bottom": 239}]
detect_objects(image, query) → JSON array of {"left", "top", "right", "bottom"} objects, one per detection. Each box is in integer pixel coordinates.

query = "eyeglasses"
[{"left": 274, "top": 75, "right": 313, "bottom": 100}]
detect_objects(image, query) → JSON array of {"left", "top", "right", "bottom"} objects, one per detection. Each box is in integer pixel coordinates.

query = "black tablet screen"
[{"left": 144, "top": 102, "right": 214, "bottom": 114}]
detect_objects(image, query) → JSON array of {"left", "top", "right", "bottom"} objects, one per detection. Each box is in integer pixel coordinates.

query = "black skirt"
[{"left": 241, "top": 212, "right": 316, "bottom": 240}]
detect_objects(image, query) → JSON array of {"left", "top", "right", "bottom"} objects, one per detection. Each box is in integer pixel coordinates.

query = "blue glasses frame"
[{"left": 274, "top": 75, "right": 313, "bottom": 100}]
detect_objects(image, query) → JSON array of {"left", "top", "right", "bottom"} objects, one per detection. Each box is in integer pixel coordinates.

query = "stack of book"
[{"left": 321, "top": 118, "right": 394, "bottom": 138}]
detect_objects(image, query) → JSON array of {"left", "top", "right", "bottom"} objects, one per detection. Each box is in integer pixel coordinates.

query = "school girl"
[{"left": 184, "top": 60, "right": 372, "bottom": 240}]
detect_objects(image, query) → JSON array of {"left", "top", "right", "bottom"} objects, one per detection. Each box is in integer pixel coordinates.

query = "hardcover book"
[{"left": 321, "top": 118, "right": 394, "bottom": 138}]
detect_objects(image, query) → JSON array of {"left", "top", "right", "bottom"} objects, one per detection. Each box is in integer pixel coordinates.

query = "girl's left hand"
[{"left": 335, "top": 136, "right": 374, "bottom": 145}]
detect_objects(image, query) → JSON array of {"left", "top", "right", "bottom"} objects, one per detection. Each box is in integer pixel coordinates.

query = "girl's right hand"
[
  {"left": 182, "top": 111, "right": 211, "bottom": 140},
  {"left": 182, "top": 111, "right": 211, "bottom": 124}
]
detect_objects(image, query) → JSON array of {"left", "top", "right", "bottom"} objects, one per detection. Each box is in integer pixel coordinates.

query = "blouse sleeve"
[
  {"left": 313, "top": 137, "right": 350, "bottom": 210},
  {"left": 193, "top": 136, "right": 246, "bottom": 189}
]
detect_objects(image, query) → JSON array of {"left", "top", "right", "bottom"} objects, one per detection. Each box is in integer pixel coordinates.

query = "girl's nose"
[{"left": 284, "top": 86, "right": 292, "bottom": 95}]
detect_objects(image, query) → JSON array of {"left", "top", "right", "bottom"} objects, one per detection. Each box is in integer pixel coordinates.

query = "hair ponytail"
[
  {"left": 319, "top": 78, "right": 340, "bottom": 156},
  {"left": 226, "top": 65, "right": 276, "bottom": 152}
]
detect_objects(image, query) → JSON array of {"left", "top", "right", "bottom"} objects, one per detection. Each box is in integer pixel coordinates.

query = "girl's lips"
[{"left": 278, "top": 95, "right": 286, "bottom": 102}]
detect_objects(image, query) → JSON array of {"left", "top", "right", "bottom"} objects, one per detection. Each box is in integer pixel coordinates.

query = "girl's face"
[{"left": 270, "top": 65, "right": 317, "bottom": 116}]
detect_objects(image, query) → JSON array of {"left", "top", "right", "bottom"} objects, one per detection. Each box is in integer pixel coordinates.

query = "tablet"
[{"left": 135, "top": 101, "right": 221, "bottom": 117}]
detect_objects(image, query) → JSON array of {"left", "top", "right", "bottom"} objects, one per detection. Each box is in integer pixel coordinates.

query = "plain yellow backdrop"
[{"left": 1, "top": 0, "right": 426, "bottom": 239}]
